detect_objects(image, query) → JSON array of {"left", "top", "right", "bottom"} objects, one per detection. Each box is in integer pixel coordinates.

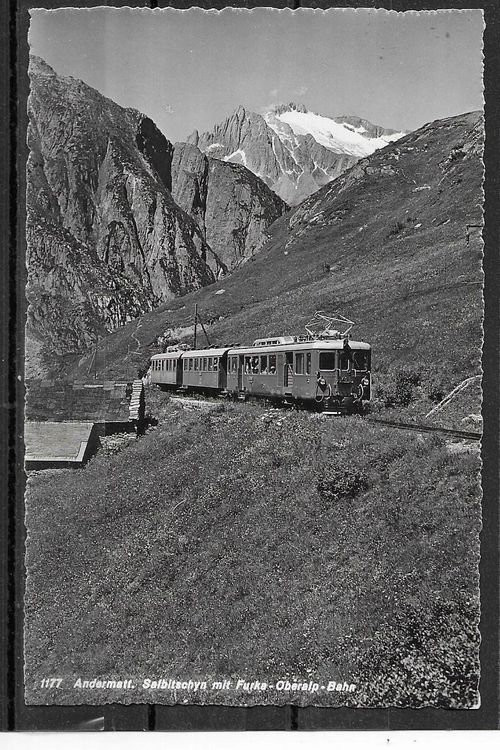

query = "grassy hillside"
[
  {"left": 63, "top": 112, "right": 483, "bottom": 416},
  {"left": 25, "top": 393, "right": 481, "bottom": 707}
]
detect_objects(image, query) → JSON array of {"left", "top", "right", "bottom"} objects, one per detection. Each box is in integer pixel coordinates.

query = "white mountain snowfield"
[
  {"left": 195, "top": 104, "right": 407, "bottom": 204},
  {"left": 265, "top": 108, "right": 406, "bottom": 159}
]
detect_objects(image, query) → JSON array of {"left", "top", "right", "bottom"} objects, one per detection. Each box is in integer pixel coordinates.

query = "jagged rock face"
[
  {"left": 27, "top": 56, "right": 221, "bottom": 359},
  {"left": 195, "top": 103, "right": 405, "bottom": 205},
  {"left": 171, "top": 142, "right": 287, "bottom": 269},
  {"left": 27, "top": 57, "right": 284, "bottom": 368}
]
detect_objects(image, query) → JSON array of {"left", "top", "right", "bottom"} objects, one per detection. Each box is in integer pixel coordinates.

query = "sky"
[{"left": 29, "top": 7, "right": 484, "bottom": 143}]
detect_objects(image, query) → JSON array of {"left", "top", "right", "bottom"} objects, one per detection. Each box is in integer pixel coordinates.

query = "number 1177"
[{"left": 41, "top": 678, "right": 63, "bottom": 688}]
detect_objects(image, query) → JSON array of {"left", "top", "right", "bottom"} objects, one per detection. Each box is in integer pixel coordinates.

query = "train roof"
[
  {"left": 227, "top": 340, "right": 371, "bottom": 356},
  {"left": 151, "top": 340, "right": 371, "bottom": 360},
  {"left": 151, "top": 350, "right": 184, "bottom": 360},
  {"left": 180, "top": 347, "right": 230, "bottom": 358}
]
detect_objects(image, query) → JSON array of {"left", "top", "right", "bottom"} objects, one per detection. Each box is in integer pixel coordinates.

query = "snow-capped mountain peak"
[
  {"left": 266, "top": 104, "right": 405, "bottom": 159},
  {"left": 193, "top": 104, "right": 407, "bottom": 205}
]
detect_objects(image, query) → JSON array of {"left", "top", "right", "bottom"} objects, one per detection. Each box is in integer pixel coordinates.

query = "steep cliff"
[
  {"left": 27, "top": 56, "right": 223, "bottom": 361},
  {"left": 27, "top": 57, "right": 285, "bottom": 371},
  {"left": 194, "top": 103, "right": 405, "bottom": 205},
  {"left": 171, "top": 142, "right": 287, "bottom": 270}
]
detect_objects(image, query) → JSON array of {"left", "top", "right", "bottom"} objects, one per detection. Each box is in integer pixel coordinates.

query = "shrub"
[
  {"left": 388, "top": 219, "right": 405, "bottom": 237},
  {"left": 422, "top": 370, "right": 453, "bottom": 404},
  {"left": 317, "top": 466, "right": 369, "bottom": 503},
  {"left": 375, "top": 369, "right": 422, "bottom": 408}
]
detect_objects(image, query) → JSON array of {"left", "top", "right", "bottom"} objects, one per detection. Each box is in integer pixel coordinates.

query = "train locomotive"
[{"left": 150, "top": 313, "right": 371, "bottom": 414}]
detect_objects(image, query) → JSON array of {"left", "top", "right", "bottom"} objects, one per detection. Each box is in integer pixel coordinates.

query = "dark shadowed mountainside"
[
  {"left": 171, "top": 142, "right": 286, "bottom": 271},
  {"left": 26, "top": 57, "right": 286, "bottom": 374},
  {"left": 69, "top": 110, "right": 483, "bottom": 402}
]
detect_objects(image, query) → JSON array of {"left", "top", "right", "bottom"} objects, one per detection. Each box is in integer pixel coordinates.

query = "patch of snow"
[
  {"left": 270, "top": 132, "right": 300, "bottom": 178},
  {"left": 224, "top": 148, "right": 247, "bottom": 167},
  {"left": 214, "top": 289, "right": 225, "bottom": 295},
  {"left": 412, "top": 185, "right": 431, "bottom": 192},
  {"left": 414, "top": 223, "right": 422, "bottom": 229},
  {"left": 312, "top": 160, "right": 329, "bottom": 176},
  {"left": 206, "top": 143, "right": 224, "bottom": 151},
  {"left": 274, "top": 109, "right": 405, "bottom": 158}
]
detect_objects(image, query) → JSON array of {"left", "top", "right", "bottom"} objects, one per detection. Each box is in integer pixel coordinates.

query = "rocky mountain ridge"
[
  {"left": 26, "top": 56, "right": 286, "bottom": 372},
  {"left": 190, "top": 102, "right": 405, "bottom": 205},
  {"left": 171, "top": 142, "right": 285, "bottom": 271}
]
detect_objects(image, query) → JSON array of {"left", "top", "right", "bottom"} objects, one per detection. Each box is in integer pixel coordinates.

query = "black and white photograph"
[{"left": 22, "top": 5, "right": 486, "bottom": 711}]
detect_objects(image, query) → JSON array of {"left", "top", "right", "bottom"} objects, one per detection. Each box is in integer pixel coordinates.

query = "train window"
[
  {"left": 352, "top": 351, "right": 369, "bottom": 371},
  {"left": 202, "top": 357, "right": 207, "bottom": 371},
  {"left": 295, "top": 353, "right": 304, "bottom": 374},
  {"left": 319, "top": 352, "right": 336, "bottom": 371},
  {"left": 306, "top": 352, "right": 311, "bottom": 375},
  {"left": 183, "top": 359, "right": 188, "bottom": 370},
  {"left": 269, "top": 354, "right": 277, "bottom": 374},
  {"left": 208, "top": 358, "right": 213, "bottom": 372},
  {"left": 251, "top": 356, "right": 260, "bottom": 374},
  {"left": 260, "top": 355, "right": 268, "bottom": 373},
  {"left": 187, "top": 358, "right": 192, "bottom": 371},
  {"left": 194, "top": 358, "right": 199, "bottom": 371},
  {"left": 213, "top": 357, "right": 218, "bottom": 372},
  {"left": 231, "top": 357, "right": 238, "bottom": 373},
  {"left": 244, "top": 356, "right": 252, "bottom": 374},
  {"left": 339, "top": 351, "right": 350, "bottom": 370}
]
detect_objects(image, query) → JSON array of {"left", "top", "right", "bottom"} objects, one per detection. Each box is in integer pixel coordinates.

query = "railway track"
[
  {"left": 166, "top": 392, "right": 481, "bottom": 442},
  {"left": 367, "top": 417, "right": 481, "bottom": 442}
]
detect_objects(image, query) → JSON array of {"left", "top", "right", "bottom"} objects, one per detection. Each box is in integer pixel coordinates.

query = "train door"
[
  {"left": 219, "top": 353, "right": 228, "bottom": 389},
  {"left": 238, "top": 355, "right": 244, "bottom": 390},
  {"left": 284, "top": 352, "right": 294, "bottom": 389}
]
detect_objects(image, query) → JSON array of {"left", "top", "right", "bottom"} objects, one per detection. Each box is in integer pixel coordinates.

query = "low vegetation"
[
  {"left": 371, "top": 365, "right": 482, "bottom": 430},
  {"left": 25, "top": 393, "right": 481, "bottom": 707}
]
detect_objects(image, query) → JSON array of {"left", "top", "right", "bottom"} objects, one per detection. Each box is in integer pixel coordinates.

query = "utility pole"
[
  {"left": 94, "top": 334, "right": 98, "bottom": 380},
  {"left": 193, "top": 303, "right": 198, "bottom": 350}
]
